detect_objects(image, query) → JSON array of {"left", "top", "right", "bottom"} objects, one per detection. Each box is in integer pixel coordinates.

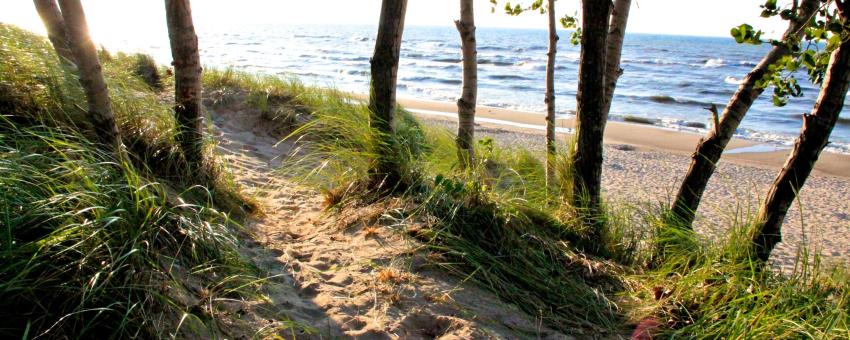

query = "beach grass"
[
  {"left": 0, "top": 24, "right": 263, "bottom": 338},
  {"left": 3, "top": 22, "right": 849, "bottom": 338}
]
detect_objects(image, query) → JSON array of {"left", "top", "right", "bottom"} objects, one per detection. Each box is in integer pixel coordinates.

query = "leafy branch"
[
  {"left": 737, "top": 0, "right": 849, "bottom": 106},
  {"left": 490, "top": 0, "right": 583, "bottom": 45}
]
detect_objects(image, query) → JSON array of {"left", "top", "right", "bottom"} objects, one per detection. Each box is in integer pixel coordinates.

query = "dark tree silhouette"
[
  {"left": 33, "top": 0, "right": 74, "bottom": 63},
  {"left": 752, "top": 2, "right": 850, "bottom": 262},
  {"left": 571, "top": 0, "right": 611, "bottom": 234},
  {"left": 165, "top": 0, "right": 206, "bottom": 175},
  {"left": 670, "top": 0, "right": 819, "bottom": 228},
  {"left": 57, "top": 0, "right": 121, "bottom": 151},
  {"left": 368, "top": 0, "right": 408, "bottom": 188}
]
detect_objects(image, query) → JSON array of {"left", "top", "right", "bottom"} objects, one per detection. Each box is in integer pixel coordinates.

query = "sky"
[{"left": 1, "top": 0, "right": 789, "bottom": 43}]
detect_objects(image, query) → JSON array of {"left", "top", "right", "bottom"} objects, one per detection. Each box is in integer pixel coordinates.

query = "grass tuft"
[{"left": 0, "top": 23, "right": 261, "bottom": 338}]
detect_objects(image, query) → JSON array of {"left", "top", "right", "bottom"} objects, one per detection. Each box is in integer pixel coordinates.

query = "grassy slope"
[
  {"left": 3, "top": 22, "right": 849, "bottom": 338},
  {"left": 0, "top": 24, "right": 260, "bottom": 338},
  {"left": 215, "top": 52, "right": 850, "bottom": 338}
]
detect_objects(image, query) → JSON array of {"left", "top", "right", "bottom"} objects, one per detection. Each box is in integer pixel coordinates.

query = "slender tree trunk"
[
  {"left": 571, "top": 0, "right": 610, "bottom": 234},
  {"left": 752, "top": 36, "right": 850, "bottom": 262},
  {"left": 369, "top": 0, "right": 408, "bottom": 188},
  {"left": 544, "top": 0, "right": 558, "bottom": 190},
  {"left": 33, "top": 0, "right": 74, "bottom": 63},
  {"left": 670, "top": 0, "right": 818, "bottom": 228},
  {"left": 165, "top": 0, "right": 205, "bottom": 174},
  {"left": 600, "top": 0, "right": 631, "bottom": 117},
  {"left": 455, "top": 0, "right": 477, "bottom": 168},
  {"left": 57, "top": 0, "right": 121, "bottom": 150}
]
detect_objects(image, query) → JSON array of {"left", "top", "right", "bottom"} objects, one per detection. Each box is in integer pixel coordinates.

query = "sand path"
[{"left": 208, "top": 100, "right": 571, "bottom": 339}]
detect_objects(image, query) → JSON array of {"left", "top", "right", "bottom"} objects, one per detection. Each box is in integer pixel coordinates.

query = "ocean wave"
[
  {"left": 516, "top": 61, "right": 546, "bottom": 71},
  {"left": 479, "top": 45, "right": 511, "bottom": 51},
  {"left": 489, "top": 74, "right": 533, "bottom": 81},
  {"left": 402, "top": 76, "right": 462, "bottom": 85},
  {"left": 322, "top": 55, "right": 370, "bottom": 62},
  {"left": 479, "top": 59, "right": 515, "bottom": 66},
  {"left": 703, "top": 58, "right": 726, "bottom": 68},
  {"left": 724, "top": 76, "right": 743, "bottom": 85},
  {"left": 698, "top": 88, "right": 736, "bottom": 96},
  {"left": 294, "top": 34, "right": 333, "bottom": 39},
  {"left": 344, "top": 69, "right": 368, "bottom": 76},
  {"left": 646, "top": 95, "right": 713, "bottom": 107},
  {"left": 432, "top": 57, "right": 462, "bottom": 63},
  {"left": 647, "top": 95, "right": 676, "bottom": 103},
  {"left": 621, "top": 58, "right": 687, "bottom": 66},
  {"left": 510, "top": 84, "right": 536, "bottom": 90},
  {"left": 285, "top": 71, "right": 326, "bottom": 78}
]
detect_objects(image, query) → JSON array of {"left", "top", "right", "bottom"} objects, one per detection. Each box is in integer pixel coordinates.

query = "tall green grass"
[
  {"left": 1, "top": 24, "right": 253, "bottom": 214},
  {"left": 630, "top": 224, "right": 849, "bottom": 338},
  {"left": 1, "top": 24, "right": 260, "bottom": 338},
  {"left": 0, "top": 117, "right": 256, "bottom": 338}
]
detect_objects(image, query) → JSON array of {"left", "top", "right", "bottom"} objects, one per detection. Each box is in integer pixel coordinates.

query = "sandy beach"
[
  {"left": 398, "top": 97, "right": 850, "bottom": 178},
  {"left": 393, "top": 97, "right": 850, "bottom": 272}
]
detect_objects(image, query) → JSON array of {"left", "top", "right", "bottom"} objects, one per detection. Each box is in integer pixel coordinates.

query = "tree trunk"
[
  {"left": 165, "top": 0, "right": 205, "bottom": 174},
  {"left": 33, "top": 0, "right": 75, "bottom": 63},
  {"left": 752, "top": 36, "right": 850, "bottom": 262},
  {"left": 600, "top": 0, "right": 631, "bottom": 117},
  {"left": 57, "top": 0, "right": 121, "bottom": 151},
  {"left": 571, "top": 0, "right": 610, "bottom": 233},
  {"left": 670, "top": 0, "right": 818, "bottom": 228},
  {"left": 369, "top": 0, "right": 408, "bottom": 188},
  {"left": 455, "top": 0, "right": 477, "bottom": 168},
  {"left": 544, "top": 0, "right": 558, "bottom": 190}
]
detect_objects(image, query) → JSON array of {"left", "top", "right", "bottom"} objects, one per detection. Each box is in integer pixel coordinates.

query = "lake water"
[{"left": 122, "top": 24, "right": 850, "bottom": 153}]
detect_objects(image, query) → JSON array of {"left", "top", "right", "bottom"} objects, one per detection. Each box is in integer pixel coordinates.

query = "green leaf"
[
  {"left": 764, "top": 0, "right": 777, "bottom": 11},
  {"left": 802, "top": 50, "right": 816, "bottom": 69},
  {"left": 730, "top": 24, "right": 762, "bottom": 45},
  {"left": 560, "top": 15, "right": 578, "bottom": 29},
  {"left": 570, "top": 29, "right": 582, "bottom": 45},
  {"left": 531, "top": 0, "right": 543, "bottom": 11}
]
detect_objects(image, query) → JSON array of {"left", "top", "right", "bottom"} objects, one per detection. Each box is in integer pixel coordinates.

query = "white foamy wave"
[
  {"left": 656, "top": 118, "right": 709, "bottom": 134},
  {"left": 725, "top": 76, "right": 743, "bottom": 85},
  {"left": 703, "top": 58, "right": 726, "bottom": 68},
  {"left": 517, "top": 61, "right": 546, "bottom": 71},
  {"left": 621, "top": 58, "right": 686, "bottom": 66}
]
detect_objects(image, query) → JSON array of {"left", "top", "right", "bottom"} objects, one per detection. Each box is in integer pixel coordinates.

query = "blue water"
[{"left": 129, "top": 24, "right": 850, "bottom": 153}]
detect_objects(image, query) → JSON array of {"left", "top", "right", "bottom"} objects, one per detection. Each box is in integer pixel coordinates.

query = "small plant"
[{"left": 131, "top": 53, "right": 163, "bottom": 90}]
